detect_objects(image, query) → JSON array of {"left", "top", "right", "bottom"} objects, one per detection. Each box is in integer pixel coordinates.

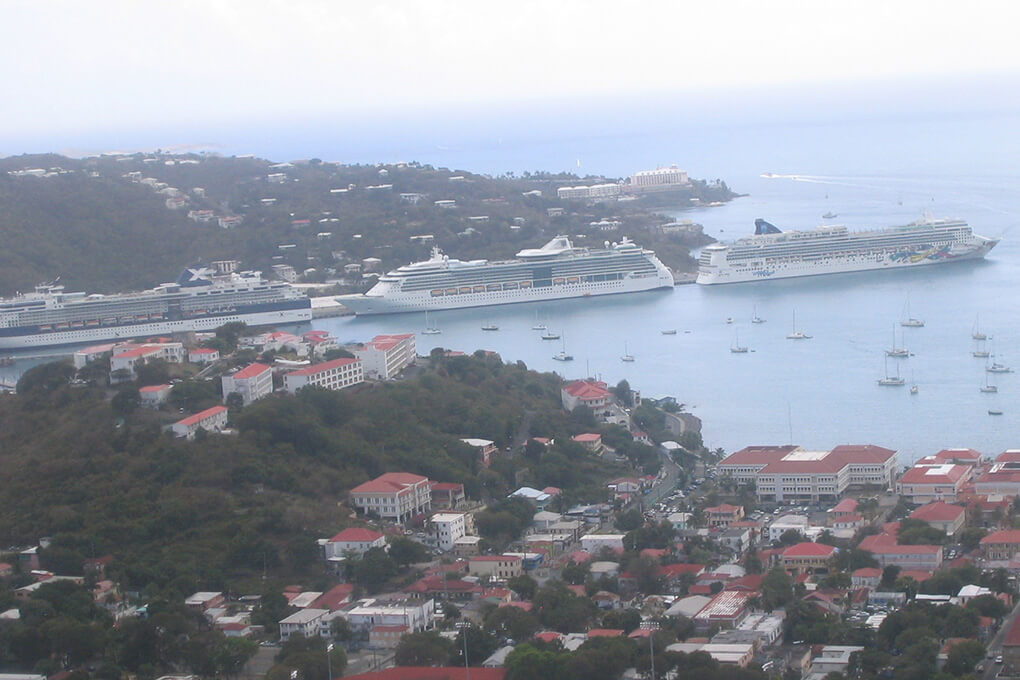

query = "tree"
[
  {"left": 484, "top": 605, "right": 540, "bottom": 643},
  {"left": 17, "top": 360, "right": 74, "bottom": 395},
  {"left": 601, "top": 608, "right": 641, "bottom": 633},
  {"left": 959, "top": 526, "right": 988, "bottom": 551},
  {"left": 761, "top": 566, "right": 794, "bottom": 610},
  {"left": 742, "top": 552, "right": 763, "bottom": 574},
  {"left": 111, "top": 387, "right": 140, "bottom": 415},
  {"left": 944, "top": 639, "right": 985, "bottom": 675},
  {"left": 352, "top": 547, "right": 397, "bottom": 593},
  {"left": 778, "top": 529, "right": 804, "bottom": 546},
  {"left": 394, "top": 631, "right": 453, "bottom": 666},
  {"left": 135, "top": 359, "right": 170, "bottom": 386},
  {"left": 449, "top": 625, "right": 499, "bottom": 666},
  {"left": 507, "top": 575, "right": 538, "bottom": 601},
  {"left": 880, "top": 565, "right": 901, "bottom": 588},
  {"left": 612, "top": 380, "right": 633, "bottom": 407},
  {"left": 387, "top": 535, "right": 428, "bottom": 567},
  {"left": 615, "top": 508, "right": 644, "bottom": 532}
]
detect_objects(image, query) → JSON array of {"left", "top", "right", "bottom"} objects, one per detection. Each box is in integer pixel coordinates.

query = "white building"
[
  {"left": 350, "top": 473, "right": 432, "bottom": 523},
  {"left": 351, "top": 334, "right": 416, "bottom": 380},
  {"left": 139, "top": 384, "right": 172, "bottom": 408},
  {"left": 221, "top": 363, "right": 274, "bottom": 405},
  {"left": 324, "top": 528, "right": 387, "bottom": 560},
  {"left": 283, "top": 358, "right": 364, "bottom": 393},
  {"left": 110, "top": 343, "right": 185, "bottom": 381},
  {"left": 279, "top": 608, "right": 328, "bottom": 641},
  {"left": 429, "top": 512, "right": 467, "bottom": 552},
  {"left": 188, "top": 347, "right": 220, "bottom": 364},
  {"left": 171, "top": 406, "right": 228, "bottom": 439},
  {"left": 629, "top": 165, "right": 690, "bottom": 188},
  {"left": 581, "top": 534, "right": 626, "bottom": 553},
  {"left": 342, "top": 598, "right": 435, "bottom": 633}
]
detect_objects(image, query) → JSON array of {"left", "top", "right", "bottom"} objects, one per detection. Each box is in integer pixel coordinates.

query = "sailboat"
[
  {"left": 541, "top": 329, "right": 560, "bottom": 340},
  {"left": 909, "top": 370, "right": 919, "bottom": 394},
  {"left": 421, "top": 311, "right": 441, "bottom": 335},
  {"left": 878, "top": 357, "right": 905, "bottom": 386},
  {"left": 972, "top": 316, "right": 987, "bottom": 341},
  {"left": 980, "top": 372, "right": 998, "bottom": 393},
  {"left": 621, "top": 342, "right": 635, "bottom": 362},
  {"left": 987, "top": 362, "right": 1013, "bottom": 374},
  {"left": 661, "top": 329, "right": 677, "bottom": 335},
  {"left": 481, "top": 322, "right": 499, "bottom": 331},
  {"left": 972, "top": 338, "right": 990, "bottom": 358},
  {"left": 751, "top": 305, "right": 765, "bottom": 324},
  {"left": 552, "top": 337, "right": 573, "bottom": 361},
  {"left": 886, "top": 326, "right": 909, "bottom": 358},
  {"left": 901, "top": 299, "right": 924, "bottom": 327},
  {"left": 531, "top": 311, "right": 547, "bottom": 331},
  {"left": 730, "top": 330, "right": 748, "bottom": 354},
  {"left": 786, "top": 311, "right": 811, "bottom": 340}
]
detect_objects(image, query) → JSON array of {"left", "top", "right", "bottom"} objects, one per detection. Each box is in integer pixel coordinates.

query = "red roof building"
[
  {"left": 981, "top": 530, "right": 1020, "bottom": 561},
  {"left": 283, "top": 357, "right": 363, "bottom": 393},
  {"left": 171, "top": 405, "right": 228, "bottom": 440},
  {"left": 909, "top": 501, "right": 966, "bottom": 536},
  {"left": 342, "top": 669, "right": 506, "bottom": 680},
  {"left": 221, "top": 362, "right": 273, "bottom": 405},
  {"left": 350, "top": 473, "right": 432, "bottom": 523},
  {"left": 780, "top": 543, "right": 837, "bottom": 574},
  {"left": 897, "top": 464, "right": 971, "bottom": 502},
  {"left": 705, "top": 504, "right": 745, "bottom": 527},
  {"left": 352, "top": 334, "right": 416, "bottom": 380},
  {"left": 561, "top": 379, "right": 612, "bottom": 412}
]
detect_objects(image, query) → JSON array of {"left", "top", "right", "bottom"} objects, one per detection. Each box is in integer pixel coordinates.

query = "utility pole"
[{"left": 326, "top": 643, "right": 334, "bottom": 680}]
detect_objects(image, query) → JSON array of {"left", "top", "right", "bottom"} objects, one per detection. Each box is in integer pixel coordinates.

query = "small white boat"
[
  {"left": 751, "top": 305, "right": 765, "bottom": 324},
  {"left": 878, "top": 357, "right": 904, "bottom": 386},
  {"left": 787, "top": 311, "right": 811, "bottom": 340},
  {"left": 886, "top": 327, "right": 909, "bottom": 358},
  {"left": 910, "top": 385, "right": 919, "bottom": 394},
  {"left": 726, "top": 317, "right": 734, "bottom": 324},
  {"left": 541, "top": 331, "right": 560, "bottom": 340},
  {"left": 661, "top": 329, "right": 677, "bottom": 335},
  {"left": 621, "top": 342, "right": 635, "bottom": 362},
  {"left": 901, "top": 299, "right": 924, "bottom": 327},
  {"left": 531, "top": 312, "right": 546, "bottom": 331},
  {"left": 422, "top": 311, "right": 441, "bottom": 335},
  {"left": 989, "top": 409, "right": 1004, "bottom": 416},
  {"left": 481, "top": 323, "right": 499, "bottom": 331},
  {"left": 730, "top": 330, "right": 748, "bottom": 354},
  {"left": 275, "top": 358, "right": 311, "bottom": 367},
  {"left": 972, "top": 315, "right": 987, "bottom": 341},
  {"left": 552, "top": 350, "right": 573, "bottom": 361},
  {"left": 987, "top": 363, "right": 1013, "bottom": 374}
]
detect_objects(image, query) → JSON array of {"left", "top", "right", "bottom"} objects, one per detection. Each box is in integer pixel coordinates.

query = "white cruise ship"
[
  {"left": 696, "top": 216, "right": 998, "bottom": 285},
  {"left": 338, "top": 236, "right": 674, "bottom": 315},
  {"left": 0, "top": 267, "right": 312, "bottom": 350}
]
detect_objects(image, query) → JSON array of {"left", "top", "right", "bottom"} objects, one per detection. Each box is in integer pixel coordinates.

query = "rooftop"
[
  {"left": 329, "top": 528, "right": 385, "bottom": 543},
  {"left": 783, "top": 542, "right": 837, "bottom": 558},
  {"left": 175, "top": 405, "right": 227, "bottom": 427},
  {"left": 287, "top": 357, "right": 360, "bottom": 376},
  {"left": 231, "top": 362, "right": 271, "bottom": 380},
  {"left": 909, "top": 501, "right": 966, "bottom": 522}
]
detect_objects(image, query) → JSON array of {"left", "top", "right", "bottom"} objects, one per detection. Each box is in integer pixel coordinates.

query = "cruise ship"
[
  {"left": 0, "top": 267, "right": 312, "bottom": 350},
  {"left": 696, "top": 216, "right": 998, "bottom": 285},
  {"left": 338, "top": 236, "right": 674, "bottom": 314}
]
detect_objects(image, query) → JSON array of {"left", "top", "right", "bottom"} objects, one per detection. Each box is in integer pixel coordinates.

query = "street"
[{"left": 982, "top": 596, "right": 1020, "bottom": 680}]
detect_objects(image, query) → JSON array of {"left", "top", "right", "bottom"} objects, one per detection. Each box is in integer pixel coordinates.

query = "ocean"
[{"left": 4, "top": 89, "right": 1020, "bottom": 463}]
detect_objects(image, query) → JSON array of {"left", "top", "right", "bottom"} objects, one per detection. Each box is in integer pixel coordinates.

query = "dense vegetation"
[
  {"left": 0, "top": 153, "right": 729, "bottom": 295},
  {"left": 0, "top": 352, "right": 628, "bottom": 596}
]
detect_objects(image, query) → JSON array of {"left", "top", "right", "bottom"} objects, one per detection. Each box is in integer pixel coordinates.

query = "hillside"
[
  {"left": 0, "top": 153, "right": 731, "bottom": 295},
  {"left": 0, "top": 352, "right": 635, "bottom": 596}
]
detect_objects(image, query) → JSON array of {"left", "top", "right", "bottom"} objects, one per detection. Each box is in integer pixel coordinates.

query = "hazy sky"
[{"left": 3, "top": 0, "right": 1018, "bottom": 139}]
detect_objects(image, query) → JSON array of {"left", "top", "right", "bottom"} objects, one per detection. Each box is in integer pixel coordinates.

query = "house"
[
  {"left": 858, "top": 534, "right": 944, "bottom": 570},
  {"left": 350, "top": 473, "right": 432, "bottom": 523},
  {"left": 461, "top": 438, "right": 497, "bottom": 468},
  {"left": 974, "top": 452, "right": 1020, "bottom": 496},
  {"left": 221, "top": 363, "right": 273, "bottom": 405},
  {"left": 851, "top": 567, "right": 882, "bottom": 588},
  {"left": 1002, "top": 615, "right": 1020, "bottom": 668},
  {"left": 279, "top": 608, "right": 328, "bottom": 641},
  {"left": 560, "top": 379, "right": 612, "bottom": 413},
  {"left": 452, "top": 536, "right": 481, "bottom": 557},
  {"left": 369, "top": 625, "right": 407, "bottom": 649},
  {"left": 909, "top": 501, "right": 966, "bottom": 536},
  {"left": 608, "top": 477, "right": 643, "bottom": 496},
  {"left": 340, "top": 669, "right": 505, "bottom": 680},
  {"left": 139, "top": 384, "right": 172, "bottom": 408},
  {"left": 188, "top": 347, "right": 220, "bottom": 364},
  {"left": 571, "top": 433, "right": 604, "bottom": 454},
  {"left": 705, "top": 504, "right": 745, "bottom": 528},
  {"left": 719, "top": 527, "right": 752, "bottom": 554},
  {"left": 430, "top": 482, "right": 466, "bottom": 509},
  {"left": 468, "top": 555, "right": 523, "bottom": 581},
  {"left": 342, "top": 598, "right": 435, "bottom": 634},
  {"left": 429, "top": 513, "right": 468, "bottom": 552},
  {"left": 981, "top": 530, "right": 1020, "bottom": 562},
  {"left": 693, "top": 591, "right": 751, "bottom": 630},
  {"left": 283, "top": 358, "right": 364, "bottom": 393},
  {"left": 827, "top": 498, "right": 859, "bottom": 525},
  {"left": 509, "top": 487, "right": 551, "bottom": 509},
  {"left": 351, "top": 334, "right": 416, "bottom": 380},
  {"left": 185, "top": 592, "right": 225, "bottom": 611},
  {"left": 324, "top": 528, "right": 387, "bottom": 560},
  {"left": 110, "top": 342, "right": 185, "bottom": 381},
  {"left": 581, "top": 534, "right": 626, "bottom": 553},
  {"left": 171, "top": 406, "right": 228, "bottom": 439},
  {"left": 780, "top": 543, "right": 836, "bottom": 574},
  {"left": 896, "top": 463, "right": 971, "bottom": 503}
]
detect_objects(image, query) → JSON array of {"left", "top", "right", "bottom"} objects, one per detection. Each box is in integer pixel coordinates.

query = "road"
[{"left": 982, "top": 596, "right": 1020, "bottom": 680}]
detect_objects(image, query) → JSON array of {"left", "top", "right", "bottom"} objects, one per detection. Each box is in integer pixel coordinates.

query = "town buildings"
[
  {"left": 110, "top": 342, "right": 185, "bottom": 381},
  {"left": 468, "top": 555, "right": 523, "bottom": 581},
  {"left": 780, "top": 543, "right": 836, "bottom": 575},
  {"left": 974, "top": 451, "right": 1020, "bottom": 496},
  {"left": 560, "top": 379, "right": 612, "bottom": 413},
  {"left": 323, "top": 528, "right": 387, "bottom": 560},
  {"left": 139, "top": 383, "right": 172, "bottom": 408},
  {"left": 705, "top": 504, "right": 745, "bottom": 528},
  {"left": 221, "top": 363, "right": 273, "bottom": 405},
  {"left": 350, "top": 473, "right": 432, "bottom": 523},
  {"left": 980, "top": 530, "right": 1020, "bottom": 562},
  {"left": 908, "top": 501, "right": 966, "bottom": 536},
  {"left": 171, "top": 405, "right": 228, "bottom": 439},
  {"left": 283, "top": 358, "right": 364, "bottom": 393},
  {"left": 429, "top": 513, "right": 467, "bottom": 552}
]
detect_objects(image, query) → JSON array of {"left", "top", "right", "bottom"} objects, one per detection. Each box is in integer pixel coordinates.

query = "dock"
[{"left": 309, "top": 296, "right": 353, "bottom": 319}]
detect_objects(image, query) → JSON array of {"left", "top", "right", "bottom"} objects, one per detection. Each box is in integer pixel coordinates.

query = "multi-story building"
[
  {"left": 980, "top": 530, "right": 1020, "bottom": 562},
  {"left": 460, "top": 438, "right": 497, "bottom": 468},
  {"left": 560, "top": 379, "right": 612, "bottom": 413},
  {"left": 351, "top": 334, "right": 416, "bottom": 380},
  {"left": 279, "top": 608, "right": 328, "bottom": 641},
  {"left": 221, "top": 363, "right": 273, "bottom": 405},
  {"left": 341, "top": 597, "right": 435, "bottom": 634},
  {"left": 718, "top": 444, "right": 897, "bottom": 502},
  {"left": 188, "top": 347, "right": 220, "bottom": 364},
  {"left": 429, "top": 512, "right": 467, "bottom": 552},
  {"left": 468, "top": 555, "right": 523, "bottom": 581},
  {"left": 171, "top": 405, "right": 228, "bottom": 439},
  {"left": 908, "top": 502, "right": 966, "bottom": 536},
  {"left": 628, "top": 165, "right": 690, "bottom": 190},
  {"left": 110, "top": 342, "right": 185, "bottom": 381},
  {"left": 974, "top": 451, "right": 1020, "bottom": 496},
  {"left": 283, "top": 358, "right": 364, "bottom": 393},
  {"left": 705, "top": 504, "right": 745, "bottom": 528},
  {"left": 896, "top": 464, "right": 971, "bottom": 503},
  {"left": 139, "top": 383, "right": 172, "bottom": 408},
  {"left": 780, "top": 542, "right": 836, "bottom": 574},
  {"left": 323, "top": 528, "right": 387, "bottom": 560},
  {"left": 350, "top": 473, "right": 432, "bottom": 523}
]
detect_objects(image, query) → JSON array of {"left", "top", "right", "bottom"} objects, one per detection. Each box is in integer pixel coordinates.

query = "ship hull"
[
  {"left": 0, "top": 306, "right": 312, "bottom": 350},
  {"left": 338, "top": 271, "right": 674, "bottom": 315},
  {"left": 697, "top": 238, "right": 997, "bottom": 285}
]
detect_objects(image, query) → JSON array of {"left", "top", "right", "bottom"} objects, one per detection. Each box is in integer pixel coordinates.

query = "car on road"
[{"left": 996, "top": 655, "right": 1003, "bottom": 664}]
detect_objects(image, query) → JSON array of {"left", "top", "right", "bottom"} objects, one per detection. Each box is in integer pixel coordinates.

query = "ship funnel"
[{"left": 754, "top": 219, "right": 782, "bottom": 235}]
